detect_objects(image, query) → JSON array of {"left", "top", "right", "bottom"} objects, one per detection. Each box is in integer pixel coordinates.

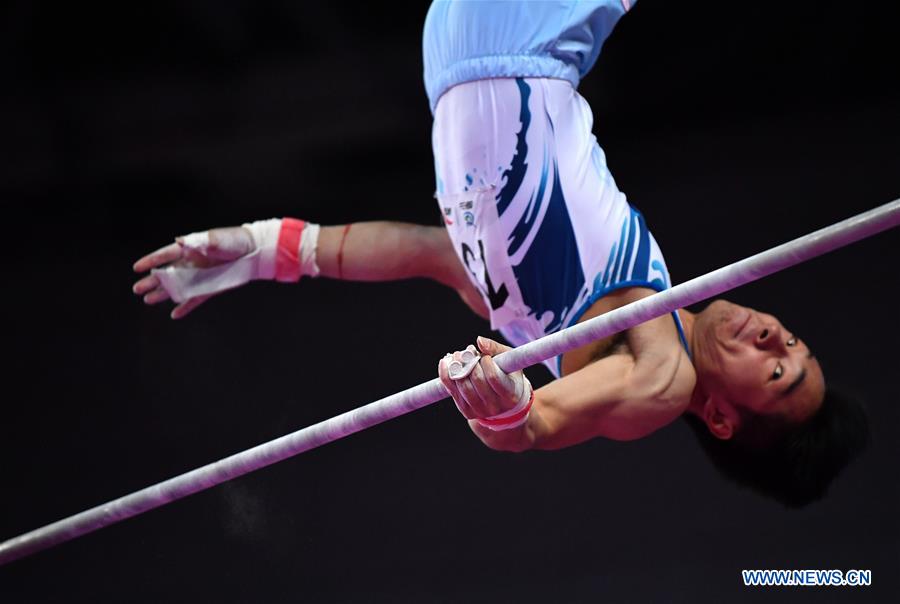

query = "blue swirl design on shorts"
[
  {"left": 495, "top": 78, "right": 585, "bottom": 334},
  {"left": 507, "top": 140, "right": 549, "bottom": 257},
  {"left": 496, "top": 78, "right": 531, "bottom": 218}
]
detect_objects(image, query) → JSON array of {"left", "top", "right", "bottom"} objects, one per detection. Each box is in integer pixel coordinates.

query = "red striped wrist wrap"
[
  {"left": 275, "top": 218, "right": 305, "bottom": 282},
  {"left": 476, "top": 388, "right": 535, "bottom": 430}
]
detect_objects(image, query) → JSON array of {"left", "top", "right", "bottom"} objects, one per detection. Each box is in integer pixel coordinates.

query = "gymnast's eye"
[
  {"left": 786, "top": 337, "right": 797, "bottom": 346},
  {"left": 771, "top": 364, "right": 784, "bottom": 380}
]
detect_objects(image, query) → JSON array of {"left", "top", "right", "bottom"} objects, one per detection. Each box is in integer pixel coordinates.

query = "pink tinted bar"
[{"left": 1, "top": 199, "right": 897, "bottom": 565}]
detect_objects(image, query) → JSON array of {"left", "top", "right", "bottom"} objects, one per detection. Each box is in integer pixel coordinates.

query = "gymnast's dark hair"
[{"left": 683, "top": 387, "right": 870, "bottom": 508}]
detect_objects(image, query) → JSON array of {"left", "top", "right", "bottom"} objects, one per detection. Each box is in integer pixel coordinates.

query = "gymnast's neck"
[{"left": 675, "top": 308, "right": 712, "bottom": 419}]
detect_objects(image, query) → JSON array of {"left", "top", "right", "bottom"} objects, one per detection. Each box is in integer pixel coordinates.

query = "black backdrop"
[{"left": 1, "top": 1, "right": 898, "bottom": 602}]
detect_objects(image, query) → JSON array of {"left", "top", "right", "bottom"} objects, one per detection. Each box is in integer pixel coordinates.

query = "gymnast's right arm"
[{"left": 133, "top": 219, "right": 488, "bottom": 319}]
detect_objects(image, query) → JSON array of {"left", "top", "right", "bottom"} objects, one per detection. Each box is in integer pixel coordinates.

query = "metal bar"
[{"left": 1, "top": 199, "right": 897, "bottom": 566}]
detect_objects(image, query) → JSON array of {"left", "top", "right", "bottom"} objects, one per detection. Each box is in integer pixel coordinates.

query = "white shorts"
[{"left": 432, "top": 77, "right": 681, "bottom": 377}]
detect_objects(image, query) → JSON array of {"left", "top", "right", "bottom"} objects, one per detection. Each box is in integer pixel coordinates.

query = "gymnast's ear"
[{"left": 701, "top": 396, "right": 736, "bottom": 441}]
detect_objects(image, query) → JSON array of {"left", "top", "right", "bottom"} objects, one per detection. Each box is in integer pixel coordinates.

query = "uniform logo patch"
[
  {"left": 459, "top": 200, "right": 473, "bottom": 210},
  {"left": 463, "top": 211, "right": 475, "bottom": 226}
]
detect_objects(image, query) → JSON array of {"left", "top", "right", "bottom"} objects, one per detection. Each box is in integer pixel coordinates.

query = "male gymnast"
[{"left": 133, "top": 0, "right": 868, "bottom": 507}]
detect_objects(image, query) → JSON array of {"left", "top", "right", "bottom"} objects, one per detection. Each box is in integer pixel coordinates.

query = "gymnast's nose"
[{"left": 755, "top": 321, "right": 782, "bottom": 350}]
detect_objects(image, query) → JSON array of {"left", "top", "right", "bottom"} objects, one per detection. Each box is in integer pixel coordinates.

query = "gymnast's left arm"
[
  {"left": 440, "top": 336, "right": 694, "bottom": 452},
  {"left": 526, "top": 347, "right": 694, "bottom": 448}
]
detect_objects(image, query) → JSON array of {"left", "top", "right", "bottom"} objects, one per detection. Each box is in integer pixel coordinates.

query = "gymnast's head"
[{"left": 684, "top": 299, "right": 870, "bottom": 507}]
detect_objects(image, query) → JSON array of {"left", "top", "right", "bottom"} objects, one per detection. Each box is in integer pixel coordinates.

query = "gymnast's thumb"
[{"left": 476, "top": 336, "right": 509, "bottom": 356}]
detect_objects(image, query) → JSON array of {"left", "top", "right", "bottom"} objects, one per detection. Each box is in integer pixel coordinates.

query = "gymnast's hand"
[
  {"left": 438, "top": 336, "right": 533, "bottom": 429},
  {"left": 132, "top": 226, "right": 255, "bottom": 319}
]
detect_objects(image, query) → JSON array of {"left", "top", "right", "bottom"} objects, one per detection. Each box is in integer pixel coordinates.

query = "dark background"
[{"left": 1, "top": 1, "right": 898, "bottom": 602}]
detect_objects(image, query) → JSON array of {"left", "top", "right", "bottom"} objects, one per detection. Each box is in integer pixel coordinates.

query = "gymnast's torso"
[{"left": 425, "top": 0, "right": 687, "bottom": 377}]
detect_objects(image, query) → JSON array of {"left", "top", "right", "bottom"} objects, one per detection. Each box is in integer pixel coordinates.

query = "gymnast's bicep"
[{"left": 532, "top": 351, "right": 694, "bottom": 448}]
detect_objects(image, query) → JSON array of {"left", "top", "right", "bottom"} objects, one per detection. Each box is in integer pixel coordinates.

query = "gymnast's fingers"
[
  {"left": 456, "top": 370, "right": 489, "bottom": 417},
  {"left": 467, "top": 362, "right": 504, "bottom": 416},
  {"left": 171, "top": 294, "right": 213, "bottom": 320},
  {"left": 480, "top": 353, "right": 519, "bottom": 399},
  {"left": 142, "top": 287, "right": 171, "bottom": 306},
  {"left": 439, "top": 355, "right": 474, "bottom": 419},
  {"left": 133, "top": 242, "right": 183, "bottom": 273},
  {"left": 132, "top": 274, "right": 160, "bottom": 296}
]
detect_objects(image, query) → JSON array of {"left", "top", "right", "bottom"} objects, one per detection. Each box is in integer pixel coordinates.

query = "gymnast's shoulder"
[{"left": 536, "top": 288, "right": 695, "bottom": 446}]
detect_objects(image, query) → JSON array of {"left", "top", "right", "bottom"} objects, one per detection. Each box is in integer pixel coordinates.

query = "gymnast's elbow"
[{"left": 608, "top": 383, "right": 694, "bottom": 442}]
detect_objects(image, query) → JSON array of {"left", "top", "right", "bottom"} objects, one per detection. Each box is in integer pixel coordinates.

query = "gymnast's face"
[{"left": 693, "top": 300, "right": 825, "bottom": 428}]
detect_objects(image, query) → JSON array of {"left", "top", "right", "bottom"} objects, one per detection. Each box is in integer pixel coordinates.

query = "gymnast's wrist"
[
  {"left": 242, "top": 217, "right": 321, "bottom": 282},
  {"left": 475, "top": 377, "right": 534, "bottom": 432}
]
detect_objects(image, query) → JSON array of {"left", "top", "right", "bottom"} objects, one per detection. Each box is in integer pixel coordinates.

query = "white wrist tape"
[
  {"left": 476, "top": 377, "right": 534, "bottom": 431},
  {"left": 179, "top": 231, "right": 212, "bottom": 255},
  {"left": 242, "top": 218, "right": 284, "bottom": 280},
  {"left": 152, "top": 218, "right": 320, "bottom": 303},
  {"left": 297, "top": 222, "right": 321, "bottom": 279}
]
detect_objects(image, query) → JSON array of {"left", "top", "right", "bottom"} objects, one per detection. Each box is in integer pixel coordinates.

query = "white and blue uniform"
[{"left": 425, "top": 1, "right": 688, "bottom": 378}]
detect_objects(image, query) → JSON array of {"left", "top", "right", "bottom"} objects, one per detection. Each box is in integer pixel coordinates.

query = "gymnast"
[{"left": 132, "top": 0, "right": 868, "bottom": 508}]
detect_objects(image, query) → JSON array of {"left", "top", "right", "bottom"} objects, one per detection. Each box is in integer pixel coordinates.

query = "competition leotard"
[{"left": 424, "top": 1, "right": 688, "bottom": 377}]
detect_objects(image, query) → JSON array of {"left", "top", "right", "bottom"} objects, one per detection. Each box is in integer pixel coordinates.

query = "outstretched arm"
[
  {"left": 134, "top": 219, "right": 487, "bottom": 319},
  {"left": 316, "top": 223, "right": 466, "bottom": 287},
  {"left": 318, "top": 222, "right": 489, "bottom": 318}
]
